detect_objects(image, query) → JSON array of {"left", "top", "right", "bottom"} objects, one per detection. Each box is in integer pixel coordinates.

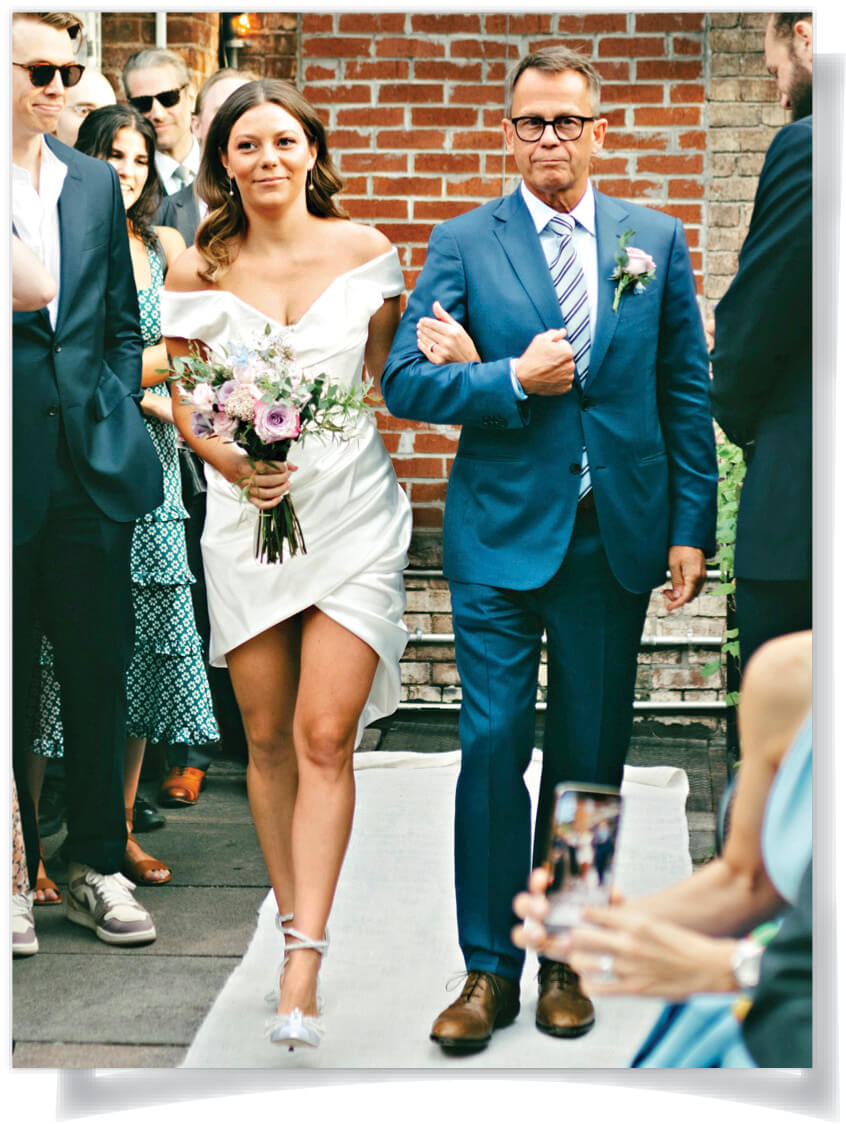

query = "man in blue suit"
[
  {"left": 382, "top": 46, "right": 717, "bottom": 1051},
  {"left": 13, "top": 12, "right": 164, "bottom": 945}
]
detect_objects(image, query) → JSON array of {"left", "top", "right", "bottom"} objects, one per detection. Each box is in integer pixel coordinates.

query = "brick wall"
[{"left": 100, "top": 12, "right": 219, "bottom": 97}]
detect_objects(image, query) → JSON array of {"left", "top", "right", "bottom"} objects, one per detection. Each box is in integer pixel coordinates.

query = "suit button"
[
  {"left": 53, "top": 343, "right": 62, "bottom": 353},
  {"left": 47, "top": 405, "right": 59, "bottom": 417},
  {"left": 569, "top": 462, "right": 581, "bottom": 474}
]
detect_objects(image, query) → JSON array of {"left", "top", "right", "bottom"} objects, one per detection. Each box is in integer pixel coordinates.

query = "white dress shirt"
[
  {"left": 12, "top": 137, "right": 68, "bottom": 329},
  {"left": 155, "top": 137, "right": 201, "bottom": 195}
]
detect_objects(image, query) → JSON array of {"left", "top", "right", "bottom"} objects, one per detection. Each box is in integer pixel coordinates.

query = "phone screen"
[{"left": 543, "top": 784, "right": 622, "bottom": 934}]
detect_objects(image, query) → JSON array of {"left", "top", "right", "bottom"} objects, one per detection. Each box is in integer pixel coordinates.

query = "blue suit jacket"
[
  {"left": 13, "top": 136, "right": 163, "bottom": 545},
  {"left": 382, "top": 185, "right": 717, "bottom": 594}
]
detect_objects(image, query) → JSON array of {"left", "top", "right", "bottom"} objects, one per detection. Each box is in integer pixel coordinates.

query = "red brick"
[
  {"left": 378, "top": 83, "right": 444, "bottom": 104},
  {"left": 301, "top": 37, "right": 373, "bottom": 59},
  {"left": 558, "top": 14, "right": 628, "bottom": 33},
  {"left": 344, "top": 198, "right": 409, "bottom": 220},
  {"left": 604, "top": 131, "right": 670, "bottom": 151},
  {"left": 337, "top": 107, "right": 404, "bottom": 127},
  {"left": 414, "top": 199, "right": 479, "bottom": 221},
  {"left": 301, "top": 14, "right": 333, "bottom": 33},
  {"left": 636, "top": 13, "right": 704, "bottom": 32},
  {"left": 673, "top": 36, "right": 704, "bottom": 57},
  {"left": 411, "top": 480, "right": 449, "bottom": 501},
  {"left": 679, "top": 130, "right": 706, "bottom": 149},
  {"left": 690, "top": 251, "right": 703, "bottom": 271},
  {"left": 393, "top": 457, "right": 445, "bottom": 477},
  {"left": 415, "top": 434, "right": 459, "bottom": 454},
  {"left": 638, "top": 59, "right": 704, "bottom": 81},
  {"left": 684, "top": 227, "right": 700, "bottom": 248},
  {"left": 486, "top": 13, "right": 552, "bottom": 34},
  {"left": 446, "top": 177, "right": 502, "bottom": 198},
  {"left": 668, "top": 179, "right": 704, "bottom": 199},
  {"left": 671, "top": 84, "right": 706, "bottom": 104},
  {"left": 487, "top": 63, "right": 508, "bottom": 84},
  {"left": 373, "top": 176, "right": 443, "bottom": 197},
  {"left": 603, "top": 84, "right": 665, "bottom": 104},
  {"left": 416, "top": 152, "right": 479, "bottom": 174},
  {"left": 337, "top": 13, "right": 406, "bottom": 34},
  {"left": 452, "top": 130, "right": 508, "bottom": 151},
  {"left": 450, "top": 39, "right": 515, "bottom": 60},
  {"left": 377, "top": 129, "right": 446, "bottom": 150},
  {"left": 595, "top": 61, "right": 631, "bottom": 81},
  {"left": 344, "top": 60, "right": 409, "bottom": 81},
  {"left": 604, "top": 109, "right": 627, "bottom": 127},
  {"left": 303, "top": 84, "right": 372, "bottom": 105},
  {"left": 412, "top": 13, "right": 482, "bottom": 34},
  {"left": 376, "top": 37, "right": 446, "bottom": 59},
  {"left": 450, "top": 84, "right": 507, "bottom": 106},
  {"left": 654, "top": 203, "right": 703, "bottom": 224},
  {"left": 409, "top": 247, "right": 428, "bottom": 269},
  {"left": 484, "top": 153, "right": 517, "bottom": 175},
  {"left": 415, "top": 61, "right": 483, "bottom": 81},
  {"left": 413, "top": 106, "right": 479, "bottom": 128},
  {"left": 378, "top": 415, "right": 432, "bottom": 432},
  {"left": 380, "top": 432, "right": 401, "bottom": 453},
  {"left": 304, "top": 64, "right": 336, "bottom": 82},
  {"left": 598, "top": 37, "right": 666, "bottom": 58},
  {"left": 528, "top": 38, "right": 592, "bottom": 55},
  {"left": 342, "top": 153, "right": 407, "bottom": 173},
  {"left": 638, "top": 153, "right": 703, "bottom": 174},
  {"left": 597, "top": 178, "right": 663, "bottom": 199},
  {"left": 483, "top": 109, "right": 509, "bottom": 127},
  {"left": 594, "top": 156, "right": 630, "bottom": 174},
  {"left": 376, "top": 223, "right": 438, "bottom": 244},
  {"left": 634, "top": 107, "right": 702, "bottom": 126},
  {"left": 337, "top": 175, "right": 368, "bottom": 194},
  {"left": 412, "top": 507, "right": 444, "bottom": 528}
]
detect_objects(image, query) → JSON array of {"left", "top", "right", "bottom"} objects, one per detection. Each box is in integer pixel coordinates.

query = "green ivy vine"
[{"left": 701, "top": 438, "right": 746, "bottom": 706}]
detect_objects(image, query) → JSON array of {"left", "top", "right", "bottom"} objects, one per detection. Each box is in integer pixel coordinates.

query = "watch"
[{"left": 731, "top": 938, "right": 763, "bottom": 990}]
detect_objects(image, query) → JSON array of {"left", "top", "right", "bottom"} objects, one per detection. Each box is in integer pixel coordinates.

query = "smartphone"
[{"left": 542, "top": 782, "right": 622, "bottom": 935}]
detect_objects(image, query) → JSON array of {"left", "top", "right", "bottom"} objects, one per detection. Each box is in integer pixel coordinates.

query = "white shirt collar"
[
  {"left": 519, "top": 179, "right": 596, "bottom": 237},
  {"left": 155, "top": 137, "right": 201, "bottom": 189},
  {"left": 13, "top": 135, "right": 68, "bottom": 203}
]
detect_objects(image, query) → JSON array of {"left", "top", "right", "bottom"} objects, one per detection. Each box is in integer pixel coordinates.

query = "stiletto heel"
[{"left": 265, "top": 927, "right": 329, "bottom": 1051}]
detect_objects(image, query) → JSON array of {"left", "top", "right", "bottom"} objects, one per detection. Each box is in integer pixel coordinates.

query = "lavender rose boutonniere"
[
  {"left": 610, "top": 229, "right": 657, "bottom": 314},
  {"left": 170, "top": 325, "right": 372, "bottom": 563}
]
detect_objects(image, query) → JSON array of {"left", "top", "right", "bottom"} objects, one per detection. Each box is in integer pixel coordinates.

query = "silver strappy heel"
[{"left": 265, "top": 926, "right": 329, "bottom": 1051}]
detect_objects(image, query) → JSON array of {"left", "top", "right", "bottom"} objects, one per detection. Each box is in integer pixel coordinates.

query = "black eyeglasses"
[
  {"left": 128, "top": 85, "right": 188, "bottom": 113},
  {"left": 13, "top": 61, "right": 85, "bottom": 88},
  {"left": 511, "top": 115, "right": 596, "bottom": 143}
]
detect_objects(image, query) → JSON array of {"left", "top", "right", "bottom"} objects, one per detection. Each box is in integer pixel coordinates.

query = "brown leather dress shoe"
[
  {"left": 158, "top": 766, "right": 206, "bottom": 807},
  {"left": 430, "top": 970, "right": 520, "bottom": 1052},
  {"left": 536, "top": 960, "right": 595, "bottom": 1038}
]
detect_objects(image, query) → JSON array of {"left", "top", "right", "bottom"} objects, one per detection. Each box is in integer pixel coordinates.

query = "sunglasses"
[
  {"left": 13, "top": 61, "right": 85, "bottom": 88},
  {"left": 128, "top": 85, "right": 188, "bottom": 114}
]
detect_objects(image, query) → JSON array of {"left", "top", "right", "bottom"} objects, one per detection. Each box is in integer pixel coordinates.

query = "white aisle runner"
[{"left": 183, "top": 751, "right": 693, "bottom": 1068}]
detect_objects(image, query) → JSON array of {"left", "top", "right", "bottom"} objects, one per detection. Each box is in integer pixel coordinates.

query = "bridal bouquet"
[{"left": 170, "top": 325, "right": 372, "bottom": 563}]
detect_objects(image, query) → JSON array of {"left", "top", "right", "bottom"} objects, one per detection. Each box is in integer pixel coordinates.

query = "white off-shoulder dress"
[{"left": 160, "top": 249, "right": 412, "bottom": 738}]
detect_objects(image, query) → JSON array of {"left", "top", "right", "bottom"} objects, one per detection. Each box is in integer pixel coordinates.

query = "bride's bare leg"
[
  {"left": 279, "top": 608, "right": 379, "bottom": 1016},
  {"left": 227, "top": 621, "right": 302, "bottom": 920}
]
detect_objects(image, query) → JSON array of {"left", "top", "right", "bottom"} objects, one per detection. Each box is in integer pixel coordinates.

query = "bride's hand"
[
  {"left": 214, "top": 444, "right": 298, "bottom": 509},
  {"left": 417, "top": 300, "right": 480, "bottom": 364}
]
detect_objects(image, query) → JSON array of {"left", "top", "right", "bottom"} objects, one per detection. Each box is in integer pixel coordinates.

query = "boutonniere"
[{"left": 610, "top": 229, "right": 656, "bottom": 313}]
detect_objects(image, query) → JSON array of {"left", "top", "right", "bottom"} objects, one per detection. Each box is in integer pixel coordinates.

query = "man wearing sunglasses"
[
  {"left": 12, "top": 12, "right": 164, "bottom": 947},
  {"left": 123, "top": 47, "right": 198, "bottom": 195},
  {"left": 383, "top": 45, "right": 717, "bottom": 1052}
]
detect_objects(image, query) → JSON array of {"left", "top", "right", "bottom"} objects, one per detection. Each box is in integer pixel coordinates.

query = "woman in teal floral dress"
[{"left": 29, "top": 106, "right": 218, "bottom": 888}]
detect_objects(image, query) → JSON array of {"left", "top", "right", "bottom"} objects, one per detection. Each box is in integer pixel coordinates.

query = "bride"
[{"left": 161, "top": 79, "right": 412, "bottom": 1050}]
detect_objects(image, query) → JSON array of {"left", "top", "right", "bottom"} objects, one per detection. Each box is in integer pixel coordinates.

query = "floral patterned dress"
[{"left": 29, "top": 240, "right": 219, "bottom": 753}]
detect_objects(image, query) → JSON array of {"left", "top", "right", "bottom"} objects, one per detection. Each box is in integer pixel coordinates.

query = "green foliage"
[{"left": 703, "top": 438, "right": 746, "bottom": 704}]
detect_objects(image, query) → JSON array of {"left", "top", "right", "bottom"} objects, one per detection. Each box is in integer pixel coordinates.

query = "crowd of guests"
[{"left": 12, "top": 10, "right": 812, "bottom": 1069}]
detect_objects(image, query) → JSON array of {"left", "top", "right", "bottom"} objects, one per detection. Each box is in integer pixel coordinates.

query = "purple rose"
[
  {"left": 191, "top": 411, "right": 214, "bottom": 438},
  {"left": 216, "top": 380, "right": 238, "bottom": 407},
  {"left": 624, "top": 246, "right": 656, "bottom": 276},
  {"left": 254, "top": 401, "right": 301, "bottom": 443},
  {"left": 212, "top": 412, "right": 238, "bottom": 441}
]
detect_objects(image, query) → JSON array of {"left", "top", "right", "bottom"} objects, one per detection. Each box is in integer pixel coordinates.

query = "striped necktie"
[{"left": 548, "top": 213, "right": 591, "bottom": 499}]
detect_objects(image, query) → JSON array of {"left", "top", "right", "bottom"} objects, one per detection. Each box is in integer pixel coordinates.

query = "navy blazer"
[
  {"left": 13, "top": 136, "right": 163, "bottom": 545},
  {"left": 711, "top": 116, "right": 812, "bottom": 583},
  {"left": 382, "top": 186, "right": 717, "bottom": 594},
  {"left": 155, "top": 182, "right": 202, "bottom": 247}
]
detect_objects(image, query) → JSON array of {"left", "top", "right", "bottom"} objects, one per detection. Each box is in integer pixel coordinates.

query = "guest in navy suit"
[
  {"left": 382, "top": 45, "right": 717, "bottom": 1051},
  {"left": 710, "top": 13, "right": 812, "bottom": 668},
  {"left": 13, "top": 12, "right": 163, "bottom": 945}
]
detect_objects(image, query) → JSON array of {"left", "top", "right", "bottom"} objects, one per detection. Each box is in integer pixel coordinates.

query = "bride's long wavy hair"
[{"left": 194, "top": 79, "right": 347, "bottom": 283}]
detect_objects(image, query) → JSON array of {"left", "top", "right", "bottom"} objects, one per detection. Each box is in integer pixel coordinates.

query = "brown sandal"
[
  {"left": 122, "top": 832, "right": 172, "bottom": 885},
  {"left": 34, "top": 852, "right": 63, "bottom": 906}
]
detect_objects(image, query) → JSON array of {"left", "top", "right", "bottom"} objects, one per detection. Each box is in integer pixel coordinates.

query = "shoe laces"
[
  {"left": 539, "top": 960, "right": 578, "bottom": 988},
  {"left": 82, "top": 869, "right": 138, "bottom": 911},
  {"left": 446, "top": 969, "right": 497, "bottom": 1004}
]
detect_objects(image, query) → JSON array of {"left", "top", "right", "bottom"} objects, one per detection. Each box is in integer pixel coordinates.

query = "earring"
[
  {"left": 306, "top": 168, "right": 314, "bottom": 192},
  {"left": 228, "top": 176, "right": 235, "bottom": 196}
]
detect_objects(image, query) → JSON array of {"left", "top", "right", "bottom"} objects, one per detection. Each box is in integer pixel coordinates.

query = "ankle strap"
[
  {"left": 274, "top": 912, "right": 294, "bottom": 932},
  {"left": 281, "top": 925, "right": 328, "bottom": 956}
]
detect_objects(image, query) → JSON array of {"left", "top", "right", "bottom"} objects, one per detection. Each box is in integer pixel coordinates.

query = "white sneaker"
[
  {"left": 12, "top": 891, "right": 38, "bottom": 957},
  {"left": 66, "top": 864, "right": 156, "bottom": 945}
]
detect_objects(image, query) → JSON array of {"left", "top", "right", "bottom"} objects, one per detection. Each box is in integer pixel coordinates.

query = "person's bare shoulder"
[
  {"left": 335, "top": 219, "right": 394, "bottom": 267},
  {"left": 163, "top": 245, "right": 212, "bottom": 292},
  {"left": 155, "top": 224, "right": 187, "bottom": 268}
]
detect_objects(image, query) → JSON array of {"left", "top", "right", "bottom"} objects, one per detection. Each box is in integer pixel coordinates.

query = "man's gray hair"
[
  {"left": 123, "top": 47, "right": 191, "bottom": 95},
  {"left": 505, "top": 46, "right": 601, "bottom": 116}
]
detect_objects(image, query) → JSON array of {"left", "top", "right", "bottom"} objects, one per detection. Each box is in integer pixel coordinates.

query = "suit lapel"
[
  {"left": 49, "top": 137, "right": 85, "bottom": 337},
  {"left": 585, "top": 189, "right": 630, "bottom": 389},
  {"left": 492, "top": 188, "right": 562, "bottom": 330}
]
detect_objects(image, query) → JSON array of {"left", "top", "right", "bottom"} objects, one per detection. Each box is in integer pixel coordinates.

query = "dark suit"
[
  {"left": 383, "top": 185, "right": 717, "bottom": 977},
  {"left": 155, "top": 183, "right": 202, "bottom": 247},
  {"left": 711, "top": 116, "right": 812, "bottom": 667},
  {"left": 13, "top": 136, "right": 163, "bottom": 881}
]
